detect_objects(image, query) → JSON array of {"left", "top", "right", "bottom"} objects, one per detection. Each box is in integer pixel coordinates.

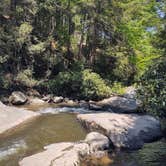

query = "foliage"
[
  {"left": 138, "top": 57, "right": 166, "bottom": 117},
  {"left": 15, "top": 69, "right": 38, "bottom": 88},
  {"left": 81, "top": 69, "right": 112, "bottom": 100},
  {"left": 47, "top": 69, "right": 111, "bottom": 100}
]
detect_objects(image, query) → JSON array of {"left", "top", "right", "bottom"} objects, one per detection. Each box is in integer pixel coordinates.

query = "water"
[{"left": 0, "top": 112, "right": 87, "bottom": 166}]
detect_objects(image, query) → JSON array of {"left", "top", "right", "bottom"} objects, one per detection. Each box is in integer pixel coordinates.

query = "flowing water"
[
  {"left": 0, "top": 105, "right": 165, "bottom": 166},
  {"left": 0, "top": 108, "right": 87, "bottom": 166}
]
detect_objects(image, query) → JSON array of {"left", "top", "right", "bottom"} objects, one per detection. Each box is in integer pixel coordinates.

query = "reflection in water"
[{"left": 0, "top": 113, "right": 87, "bottom": 166}]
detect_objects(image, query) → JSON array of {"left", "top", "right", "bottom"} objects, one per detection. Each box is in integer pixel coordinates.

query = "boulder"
[
  {"left": 53, "top": 96, "right": 64, "bottom": 104},
  {"left": 0, "top": 102, "right": 40, "bottom": 134},
  {"left": 85, "top": 132, "right": 109, "bottom": 152},
  {"left": 26, "top": 89, "right": 41, "bottom": 97},
  {"left": 89, "top": 103, "right": 102, "bottom": 111},
  {"left": 77, "top": 113, "right": 162, "bottom": 149},
  {"left": 42, "top": 94, "right": 53, "bottom": 102},
  {"left": 19, "top": 132, "right": 110, "bottom": 166},
  {"left": 97, "top": 96, "right": 138, "bottom": 113},
  {"left": 28, "top": 97, "right": 45, "bottom": 105},
  {"left": 9, "top": 91, "right": 28, "bottom": 105}
]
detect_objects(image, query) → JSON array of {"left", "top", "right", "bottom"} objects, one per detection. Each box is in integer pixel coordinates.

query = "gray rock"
[
  {"left": 9, "top": 91, "right": 28, "bottom": 105},
  {"left": 89, "top": 103, "right": 102, "bottom": 111},
  {"left": 97, "top": 96, "right": 138, "bottom": 113},
  {"left": 79, "top": 101, "right": 90, "bottom": 109},
  {"left": 42, "top": 94, "right": 53, "bottom": 102},
  {"left": 53, "top": 96, "right": 64, "bottom": 104},
  {"left": 77, "top": 113, "right": 162, "bottom": 149},
  {"left": 123, "top": 86, "right": 137, "bottom": 99},
  {"left": 19, "top": 132, "right": 109, "bottom": 166},
  {"left": 28, "top": 97, "right": 45, "bottom": 105},
  {"left": 0, "top": 102, "right": 40, "bottom": 134},
  {"left": 85, "top": 132, "right": 109, "bottom": 152}
]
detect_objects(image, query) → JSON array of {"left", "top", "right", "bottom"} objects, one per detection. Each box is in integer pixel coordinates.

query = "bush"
[
  {"left": 81, "top": 69, "right": 112, "bottom": 100},
  {"left": 138, "top": 57, "right": 166, "bottom": 117},
  {"left": 47, "top": 69, "right": 112, "bottom": 100},
  {"left": 15, "top": 69, "right": 38, "bottom": 88}
]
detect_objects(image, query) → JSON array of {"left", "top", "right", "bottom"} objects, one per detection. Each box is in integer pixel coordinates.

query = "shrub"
[
  {"left": 111, "top": 82, "right": 125, "bottom": 95},
  {"left": 81, "top": 69, "right": 112, "bottom": 100},
  {"left": 47, "top": 69, "right": 112, "bottom": 100},
  {"left": 138, "top": 57, "right": 166, "bottom": 117},
  {"left": 15, "top": 69, "right": 38, "bottom": 88}
]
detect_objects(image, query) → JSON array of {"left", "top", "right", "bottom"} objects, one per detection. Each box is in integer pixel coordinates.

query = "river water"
[{"left": 0, "top": 105, "right": 165, "bottom": 166}]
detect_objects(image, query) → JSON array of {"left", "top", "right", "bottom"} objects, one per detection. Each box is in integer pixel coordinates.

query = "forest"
[{"left": 0, "top": 0, "right": 165, "bottom": 117}]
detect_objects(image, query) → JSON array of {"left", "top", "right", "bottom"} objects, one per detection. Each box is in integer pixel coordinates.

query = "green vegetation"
[{"left": 0, "top": 0, "right": 165, "bottom": 116}]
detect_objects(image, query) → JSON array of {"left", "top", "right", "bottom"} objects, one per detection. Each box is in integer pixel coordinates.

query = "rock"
[
  {"left": 0, "top": 101, "right": 40, "bottom": 134},
  {"left": 123, "top": 86, "right": 137, "bottom": 99},
  {"left": 53, "top": 96, "right": 64, "bottom": 104},
  {"left": 97, "top": 96, "right": 138, "bottom": 113},
  {"left": 77, "top": 113, "right": 162, "bottom": 150},
  {"left": 85, "top": 132, "right": 109, "bottom": 152},
  {"left": 79, "top": 101, "right": 90, "bottom": 109},
  {"left": 26, "top": 89, "right": 41, "bottom": 97},
  {"left": 42, "top": 94, "right": 53, "bottom": 102},
  {"left": 9, "top": 91, "right": 28, "bottom": 105},
  {"left": 0, "top": 96, "right": 9, "bottom": 104},
  {"left": 19, "top": 132, "right": 109, "bottom": 166},
  {"left": 28, "top": 97, "right": 45, "bottom": 105},
  {"left": 89, "top": 103, "right": 102, "bottom": 111}
]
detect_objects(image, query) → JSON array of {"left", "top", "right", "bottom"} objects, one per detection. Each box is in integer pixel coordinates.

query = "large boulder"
[
  {"left": 97, "top": 96, "right": 139, "bottom": 113},
  {"left": 0, "top": 102, "right": 40, "bottom": 134},
  {"left": 77, "top": 113, "right": 162, "bottom": 149},
  {"left": 9, "top": 91, "right": 28, "bottom": 105},
  {"left": 19, "top": 132, "right": 109, "bottom": 166}
]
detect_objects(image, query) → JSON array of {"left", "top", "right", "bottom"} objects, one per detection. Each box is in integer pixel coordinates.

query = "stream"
[{"left": 0, "top": 105, "right": 165, "bottom": 166}]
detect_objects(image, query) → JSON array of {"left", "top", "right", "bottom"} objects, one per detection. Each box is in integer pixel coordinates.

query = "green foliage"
[
  {"left": 81, "top": 69, "right": 112, "bottom": 100},
  {"left": 111, "top": 82, "right": 125, "bottom": 95},
  {"left": 15, "top": 69, "right": 38, "bottom": 88},
  {"left": 138, "top": 57, "right": 166, "bottom": 117},
  {"left": 47, "top": 69, "right": 111, "bottom": 100},
  {"left": 17, "top": 22, "right": 33, "bottom": 45},
  {"left": 28, "top": 42, "right": 46, "bottom": 55}
]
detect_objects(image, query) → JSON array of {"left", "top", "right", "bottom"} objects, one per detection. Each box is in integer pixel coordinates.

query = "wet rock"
[
  {"left": 77, "top": 113, "right": 162, "bottom": 150},
  {"left": 9, "top": 91, "right": 28, "bottom": 105},
  {"left": 0, "top": 102, "right": 40, "bottom": 134},
  {"left": 97, "top": 96, "right": 138, "bottom": 113},
  {"left": 19, "top": 132, "right": 110, "bottom": 166}
]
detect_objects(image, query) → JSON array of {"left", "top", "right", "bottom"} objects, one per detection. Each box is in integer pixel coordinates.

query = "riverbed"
[{"left": 0, "top": 105, "right": 165, "bottom": 166}]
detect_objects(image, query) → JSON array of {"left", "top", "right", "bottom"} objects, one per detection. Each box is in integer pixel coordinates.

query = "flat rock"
[
  {"left": 97, "top": 96, "right": 138, "bottom": 113},
  {"left": 19, "top": 132, "right": 110, "bottom": 166},
  {"left": 0, "top": 102, "right": 40, "bottom": 134},
  {"left": 77, "top": 113, "right": 162, "bottom": 149}
]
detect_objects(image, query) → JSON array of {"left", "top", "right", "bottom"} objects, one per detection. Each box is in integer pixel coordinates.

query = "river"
[{"left": 0, "top": 105, "right": 165, "bottom": 166}]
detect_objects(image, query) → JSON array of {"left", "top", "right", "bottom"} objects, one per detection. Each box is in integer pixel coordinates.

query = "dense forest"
[{"left": 0, "top": 0, "right": 165, "bottom": 116}]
